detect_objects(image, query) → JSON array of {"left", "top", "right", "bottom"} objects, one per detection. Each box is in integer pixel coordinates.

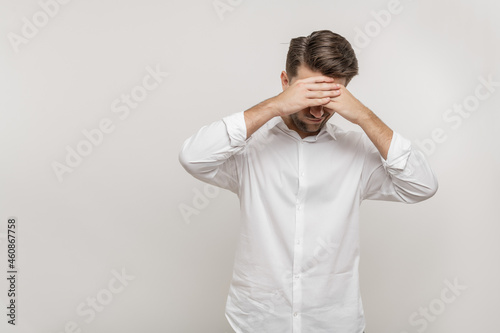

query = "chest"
[{"left": 242, "top": 133, "right": 364, "bottom": 201}]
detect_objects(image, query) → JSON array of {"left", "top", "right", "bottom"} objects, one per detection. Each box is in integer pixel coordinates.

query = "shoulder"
[
  {"left": 238, "top": 116, "right": 282, "bottom": 155},
  {"left": 325, "top": 122, "right": 364, "bottom": 142},
  {"left": 249, "top": 116, "right": 282, "bottom": 141},
  {"left": 325, "top": 122, "right": 377, "bottom": 153}
]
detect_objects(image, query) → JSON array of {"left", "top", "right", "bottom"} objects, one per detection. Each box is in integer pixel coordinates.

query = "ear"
[{"left": 280, "top": 71, "right": 291, "bottom": 91}]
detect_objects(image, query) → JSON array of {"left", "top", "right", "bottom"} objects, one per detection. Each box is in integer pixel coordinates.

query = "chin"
[{"left": 303, "top": 125, "right": 322, "bottom": 133}]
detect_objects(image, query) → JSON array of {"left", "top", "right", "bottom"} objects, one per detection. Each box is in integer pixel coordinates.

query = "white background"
[{"left": 1, "top": 0, "right": 499, "bottom": 332}]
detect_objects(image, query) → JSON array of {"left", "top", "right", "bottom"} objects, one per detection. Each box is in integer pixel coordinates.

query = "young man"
[{"left": 179, "top": 30, "right": 438, "bottom": 333}]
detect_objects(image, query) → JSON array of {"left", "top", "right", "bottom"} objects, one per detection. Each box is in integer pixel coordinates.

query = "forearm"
[
  {"left": 244, "top": 97, "right": 280, "bottom": 139},
  {"left": 357, "top": 108, "right": 393, "bottom": 160}
]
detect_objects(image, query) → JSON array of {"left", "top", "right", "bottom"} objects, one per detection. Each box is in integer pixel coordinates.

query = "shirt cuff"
[
  {"left": 381, "top": 132, "right": 412, "bottom": 171},
  {"left": 222, "top": 111, "right": 248, "bottom": 147}
]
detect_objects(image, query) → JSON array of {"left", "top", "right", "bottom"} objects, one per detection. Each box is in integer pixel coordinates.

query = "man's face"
[{"left": 280, "top": 64, "right": 347, "bottom": 137}]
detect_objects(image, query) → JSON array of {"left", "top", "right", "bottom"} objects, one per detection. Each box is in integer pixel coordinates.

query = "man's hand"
[
  {"left": 323, "top": 84, "right": 372, "bottom": 125},
  {"left": 326, "top": 84, "right": 394, "bottom": 160},
  {"left": 273, "top": 76, "right": 341, "bottom": 117}
]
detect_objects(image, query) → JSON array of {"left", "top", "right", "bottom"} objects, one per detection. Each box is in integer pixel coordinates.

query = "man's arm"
[
  {"left": 324, "top": 84, "right": 438, "bottom": 202},
  {"left": 324, "top": 85, "right": 393, "bottom": 160},
  {"left": 179, "top": 75, "right": 339, "bottom": 191},
  {"left": 357, "top": 110, "right": 393, "bottom": 161},
  {"left": 360, "top": 132, "right": 439, "bottom": 203},
  {"left": 178, "top": 112, "right": 244, "bottom": 193},
  {"left": 244, "top": 75, "right": 340, "bottom": 139},
  {"left": 243, "top": 98, "right": 278, "bottom": 140}
]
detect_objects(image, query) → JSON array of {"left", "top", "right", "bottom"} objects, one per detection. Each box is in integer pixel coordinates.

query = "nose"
[{"left": 309, "top": 106, "right": 324, "bottom": 118}]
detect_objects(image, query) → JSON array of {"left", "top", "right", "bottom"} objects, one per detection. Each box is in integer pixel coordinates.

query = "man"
[{"left": 178, "top": 30, "right": 438, "bottom": 333}]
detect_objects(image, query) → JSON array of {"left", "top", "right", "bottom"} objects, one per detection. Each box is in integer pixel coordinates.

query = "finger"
[
  {"left": 306, "top": 97, "right": 332, "bottom": 107},
  {"left": 302, "top": 76, "right": 335, "bottom": 84},
  {"left": 306, "top": 82, "right": 341, "bottom": 91},
  {"left": 305, "top": 89, "right": 341, "bottom": 99},
  {"left": 322, "top": 101, "right": 335, "bottom": 108}
]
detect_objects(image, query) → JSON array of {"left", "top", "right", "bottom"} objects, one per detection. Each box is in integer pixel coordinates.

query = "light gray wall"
[{"left": 1, "top": 0, "right": 499, "bottom": 332}]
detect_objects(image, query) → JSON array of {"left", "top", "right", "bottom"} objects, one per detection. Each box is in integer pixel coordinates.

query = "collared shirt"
[{"left": 178, "top": 111, "right": 438, "bottom": 333}]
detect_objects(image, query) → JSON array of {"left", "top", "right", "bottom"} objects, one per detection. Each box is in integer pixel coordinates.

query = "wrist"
[
  {"left": 265, "top": 96, "right": 284, "bottom": 117},
  {"left": 243, "top": 97, "right": 282, "bottom": 139},
  {"left": 356, "top": 106, "right": 375, "bottom": 126}
]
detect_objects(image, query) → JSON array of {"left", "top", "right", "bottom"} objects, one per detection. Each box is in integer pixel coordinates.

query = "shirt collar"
[{"left": 268, "top": 116, "right": 337, "bottom": 141}]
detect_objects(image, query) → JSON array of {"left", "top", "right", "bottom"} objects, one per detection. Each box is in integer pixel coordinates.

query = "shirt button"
[
  {"left": 300, "top": 172, "right": 305, "bottom": 177},
  {"left": 297, "top": 205, "right": 301, "bottom": 210},
  {"left": 294, "top": 274, "right": 300, "bottom": 279},
  {"left": 293, "top": 312, "right": 298, "bottom": 317},
  {"left": 296, "top": 240, "right": 300, "bottom": 245}
]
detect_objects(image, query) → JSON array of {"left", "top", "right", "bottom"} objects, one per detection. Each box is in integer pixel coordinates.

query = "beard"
[{"left": 290, "top": 112, "right": 329, "bottom": 133}]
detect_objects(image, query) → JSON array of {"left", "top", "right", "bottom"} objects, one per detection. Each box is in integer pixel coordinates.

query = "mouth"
[{"left": 305, "top": 117, "right": 324, "bottom": 123}]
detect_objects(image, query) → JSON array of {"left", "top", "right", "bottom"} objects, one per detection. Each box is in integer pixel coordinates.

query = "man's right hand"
[
  {"left": 243, "top": 76, "right": 341, "bottom": 139},
  {"left": 272, "top": 76, "right": 341, "bottom": 117}
]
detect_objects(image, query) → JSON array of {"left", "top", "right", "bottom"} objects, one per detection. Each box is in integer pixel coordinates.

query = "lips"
[{"left": 305, "top": 117, "right": 323, "bottom": 123}]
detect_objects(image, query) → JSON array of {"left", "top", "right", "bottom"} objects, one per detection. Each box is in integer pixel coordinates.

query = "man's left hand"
[{"left": 324, "top": 84, "right": 373, "bottom": 125}]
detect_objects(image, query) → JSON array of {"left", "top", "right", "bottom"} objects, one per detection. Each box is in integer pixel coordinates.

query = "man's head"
[
  {"left": 280, "top": 30, "right": 358, "bottom": 137},
  {"left": 285, "top": 30, "right": 358, "bottom": 86}
]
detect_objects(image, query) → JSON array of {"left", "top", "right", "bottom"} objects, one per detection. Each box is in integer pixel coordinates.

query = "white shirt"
[{"left": 179, "top": 111, "right": 438, "bottom": 333}]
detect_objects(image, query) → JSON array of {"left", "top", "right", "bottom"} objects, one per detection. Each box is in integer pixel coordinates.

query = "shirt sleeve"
[
  {"left": 178, "top": 111, "right": 249, "bottom": 194},
  {"left": 360, "top": 132, "right": 439, "bottom": 203}
]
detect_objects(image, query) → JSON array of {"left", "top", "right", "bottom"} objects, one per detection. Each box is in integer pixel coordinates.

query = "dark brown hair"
[{"left": 286, "top": 30, "right": 359, "bottom": 85}]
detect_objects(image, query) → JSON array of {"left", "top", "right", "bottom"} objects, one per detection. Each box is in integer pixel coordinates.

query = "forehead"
[{"left": 292, "top": 64, "right": 347, "bottom": 85}]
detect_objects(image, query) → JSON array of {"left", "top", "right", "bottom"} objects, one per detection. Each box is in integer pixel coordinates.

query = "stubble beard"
[{"left": 290, "top": 113, "right": 327, "bottom": 133}]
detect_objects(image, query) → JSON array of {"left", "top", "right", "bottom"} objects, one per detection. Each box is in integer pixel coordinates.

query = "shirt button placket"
[{"left": 292, "top": 141, "right": 304, "bottom": 332}]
